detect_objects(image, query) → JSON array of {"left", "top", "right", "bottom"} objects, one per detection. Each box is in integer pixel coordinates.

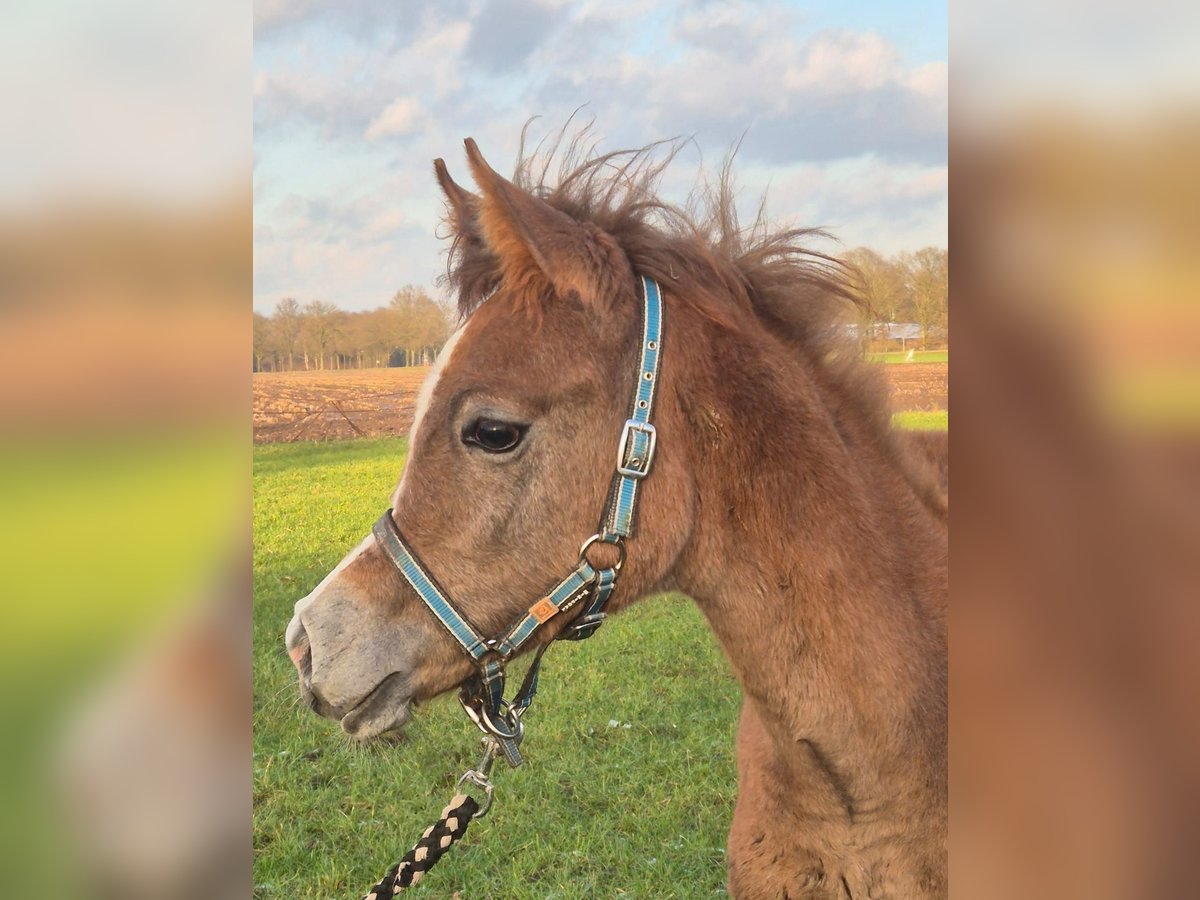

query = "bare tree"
[
  {"left": 389, "top": 285, "right": 452, "bottom": 366},
  {"left": 251, "top": 279, "right": 691, "bottom": 374},
  {"left": 902, "top": 248, "right": 948, "bottom": 348},
  {"left": 253, "top": 312, "right": 272, "bottom": 372},
  {"left": 845, "top": 248, "right": 908, "bottom": 324},
  {"left": 273, "top": 297, "right": 303, "bottom": 370},
  {"left": 302, "top": 300, "right": 342, "bottom": 371}
]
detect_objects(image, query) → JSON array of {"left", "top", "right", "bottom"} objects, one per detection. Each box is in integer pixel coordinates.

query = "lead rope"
[
  {"left": 363, "top": 737, "right": 499, "bottom": 898},
  {"left": 363, "top": 794, "right": 479, "bottom": 897}
]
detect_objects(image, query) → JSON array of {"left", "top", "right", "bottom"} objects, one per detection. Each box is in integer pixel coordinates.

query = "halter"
[{"left": 371, "top": 274, "right": 663, "bottom": 769}]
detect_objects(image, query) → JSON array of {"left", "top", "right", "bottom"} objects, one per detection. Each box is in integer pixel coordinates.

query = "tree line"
[
  {"left": 253, "top": 286, "right": 452, "bottom": 372},
  {"left": 844, "top": 246, "right": 948, "bottom": 349},
  {"left": 253, "top": 247, "right": 947, "bottom": 372}
]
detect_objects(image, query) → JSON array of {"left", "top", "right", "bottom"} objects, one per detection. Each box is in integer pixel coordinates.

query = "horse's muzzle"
[{"left": 285, "top": 618, "right": 340, "bottom": 718}]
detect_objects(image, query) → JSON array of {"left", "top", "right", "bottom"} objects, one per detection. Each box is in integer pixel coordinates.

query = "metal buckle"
[
  {"left": 455, "top": 737, "right": 499, "bottom": 817},
  {"left": 616, "top": 419, "right": 656, "bottom": 479}
]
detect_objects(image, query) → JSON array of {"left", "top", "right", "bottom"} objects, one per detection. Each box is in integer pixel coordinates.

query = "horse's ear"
[
  {"left": 433, "top": 158, "right": 477, "bottom": 237},
  {"left": 462, "top": 137, "right": 630, "bottom": 304}
]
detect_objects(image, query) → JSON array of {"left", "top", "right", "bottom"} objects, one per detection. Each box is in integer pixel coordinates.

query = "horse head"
[{"left": 285, "top": 140, "right": 693, "bottom": 740}]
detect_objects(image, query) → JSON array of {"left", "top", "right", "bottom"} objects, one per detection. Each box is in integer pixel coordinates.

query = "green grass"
[
  {"left": 869, "top": 349, "right": 948, "bottom": 364},
  {"left": 892, "top": 410, "right": 948, "bottom": 431},
  {"left": 254, "top": 437, "right": 742, "bottom": 898}
]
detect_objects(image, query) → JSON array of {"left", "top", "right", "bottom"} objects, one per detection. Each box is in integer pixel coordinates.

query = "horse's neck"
[{"left": 670, "top": 324, "right": 947, "bottom": 819}]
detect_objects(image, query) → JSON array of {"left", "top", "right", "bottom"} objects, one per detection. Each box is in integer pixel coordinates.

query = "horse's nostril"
[
  {"left": 295, "top": 645, "right": 312, "bottom": 679},
  {"left": 286, "top": 615, "right": 346, "bottom": 721},
  {"left": 285, "top": 617, "right": 312, "bottom": 677}
]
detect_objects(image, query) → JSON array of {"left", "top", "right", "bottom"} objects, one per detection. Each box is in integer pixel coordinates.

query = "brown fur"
[
  {"left": 289, "top": 133, "right": 947, "bottom": 898},
  {"left": 906, "top": 430, "right": 949, "bottom": 496}
]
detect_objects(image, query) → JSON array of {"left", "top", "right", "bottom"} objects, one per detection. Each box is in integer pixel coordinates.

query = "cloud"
[
  {"left": 405, "top": 20, "right": 472, "bottom": 101},
  {"left": 254, "top": 226, "right": 441, "bottom": 310},
  {"left": 254, "top": 184, "right": 444, "bottom": 310},
  {"left": 254, "top": 0, "right": 468, "bottom": 41},
  {"left": 254, "top": 17, "right": 472, "bottom": 141},
  {"left": 254, "top": 67, "right": 378, "bottom": 139},
  {"left": 465, "top": 0, "right": 571, "bottom": 73},
  {"left": 532, "top": 22, "right": 946, "bottom": 165},
  {"left": 766, "top": 155, "right": 948, "bottom": 253},
  {"left": 787, "top": 29, "right": 898, "bottom": 92},
  {"left": 671, "top": 0, "right": 791, "bottom": 55},
  {"left": 365, "top": 97, "right": 425, "bottom": 140},
  {"left": 254, "top": 0, "right": 330, "bottom": 33}
]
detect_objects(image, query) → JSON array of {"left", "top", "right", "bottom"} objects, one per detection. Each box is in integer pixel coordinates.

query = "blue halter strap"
[{"left": 371, "top": 274, "right": 663, "bottom": 768}]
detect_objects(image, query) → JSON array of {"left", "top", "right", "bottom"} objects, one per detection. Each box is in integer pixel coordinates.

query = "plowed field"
[
  {"left": 253, "top": 363, "right": 947, "bottom": 442},
  {"left": 884, "top": 363, "right": 948, "bottom": 412},
  {"left": 253, "top": 368, "right": 430, "bottom": 443}
]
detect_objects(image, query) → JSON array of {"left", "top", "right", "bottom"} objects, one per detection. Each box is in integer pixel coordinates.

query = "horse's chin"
[{"left": 339, "top": 672, "right": 413, "bottom": 741}]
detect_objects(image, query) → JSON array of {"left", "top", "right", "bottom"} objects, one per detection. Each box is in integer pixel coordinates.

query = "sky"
[{"left": 253, "top": 0, "right": 947, "bottom": 312}]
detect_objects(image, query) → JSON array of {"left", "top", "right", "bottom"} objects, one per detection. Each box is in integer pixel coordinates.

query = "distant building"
[
  {"left": 845, "top": 322, "right": 921, "bottom": 339},
  {"left": 882, "top": 323, "right": 923, "bottom": 341}
]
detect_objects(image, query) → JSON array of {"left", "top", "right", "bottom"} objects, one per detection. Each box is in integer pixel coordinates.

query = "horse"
[{"left": 285, "top": 136, "right": 947, "bottom": 898}]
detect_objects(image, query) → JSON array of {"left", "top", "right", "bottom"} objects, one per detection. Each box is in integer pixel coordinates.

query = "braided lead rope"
[{"left": 363, "top": 792, "right": 481, "bottom": 898}]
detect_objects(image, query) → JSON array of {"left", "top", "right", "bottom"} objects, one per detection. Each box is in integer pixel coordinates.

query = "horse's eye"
[{"left": 463, "top": 418, "right": 525, "bottom": 453}]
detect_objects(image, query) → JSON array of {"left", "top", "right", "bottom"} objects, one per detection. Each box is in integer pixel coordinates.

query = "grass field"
[
  {"left": 253, "top": 438, "right": 742, "bottom": 898},
  {"left": 870, "top": 349, "right": 948, "bottom": 364},
  {"left": 892, "top": 410, "right": 949, "bottom": 431}
]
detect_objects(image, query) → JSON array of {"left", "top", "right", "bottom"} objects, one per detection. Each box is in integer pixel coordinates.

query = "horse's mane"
[{"left": 443, "top": 126, "right": 946, "bottom": 517}]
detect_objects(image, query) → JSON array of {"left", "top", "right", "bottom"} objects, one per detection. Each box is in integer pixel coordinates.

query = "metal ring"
[
  {"left": 476, "top": 701, "right": 524, "bottom": 742},
  {"left": 458, "top": 692, "right": 524, "bottom": 741},
  {"left": 579, "top": 533, "right": 626, "bottom": 572}
]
